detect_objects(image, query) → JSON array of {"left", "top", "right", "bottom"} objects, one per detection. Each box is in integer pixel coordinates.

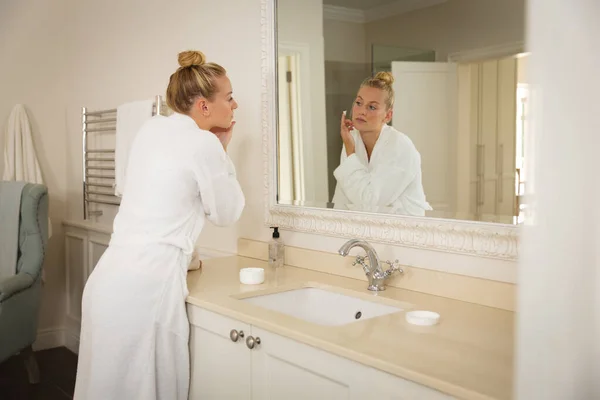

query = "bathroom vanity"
[{"left": 185, "top": 256, "right": 513, "bottom": 400}]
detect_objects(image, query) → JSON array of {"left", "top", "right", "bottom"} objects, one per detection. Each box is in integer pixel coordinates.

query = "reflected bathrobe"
[
  {"left": 74, "top": 112, "right": 245, "bottom": 400},
  {"left": 332, "top": 124, "right": 432, "bottom": 216}
]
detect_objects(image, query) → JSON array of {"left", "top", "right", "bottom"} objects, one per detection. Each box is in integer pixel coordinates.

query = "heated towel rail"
[{"left": 82, "top": 95, "right": 169, "bottom": 219}]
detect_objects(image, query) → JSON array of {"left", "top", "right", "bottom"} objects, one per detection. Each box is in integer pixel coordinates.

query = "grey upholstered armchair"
[{"left": 0, "top": 183, "right": 49, "bottom": 383}]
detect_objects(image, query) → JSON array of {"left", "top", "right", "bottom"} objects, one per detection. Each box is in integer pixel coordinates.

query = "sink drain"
[{"left": 355, "top": 311, "right": 362, "bottom": 320}]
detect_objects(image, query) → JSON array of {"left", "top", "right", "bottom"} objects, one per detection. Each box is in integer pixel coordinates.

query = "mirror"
[{"left": 275, "top": 0, "right": 527, "bottom": 224}]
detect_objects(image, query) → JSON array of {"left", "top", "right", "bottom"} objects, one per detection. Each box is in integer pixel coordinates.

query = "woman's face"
[
  {"left": 351, "top": 86, "right": 392, "bottom": 133},
  {"left": 208, "top": 75, "right": 238, "bottom": 129}
]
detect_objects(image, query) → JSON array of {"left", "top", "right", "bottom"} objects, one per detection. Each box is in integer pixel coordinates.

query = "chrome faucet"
[{"left": 338, "top": 239, "right": 403, "bottom": 291}]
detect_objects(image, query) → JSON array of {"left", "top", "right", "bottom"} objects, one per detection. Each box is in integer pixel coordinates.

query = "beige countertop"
[{"left": 186, "top": 256, "right": 514, "bottom": 400}]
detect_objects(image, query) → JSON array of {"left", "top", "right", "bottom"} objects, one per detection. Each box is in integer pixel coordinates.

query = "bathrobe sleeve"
[
  {"left": 333, "top": 145, "right": 419, "bottom": 207},
  {"left": 192, "top": 135, "right": 245, "bottom": 227}
]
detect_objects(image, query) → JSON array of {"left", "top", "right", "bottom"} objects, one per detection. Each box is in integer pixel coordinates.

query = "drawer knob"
[
  {"left": 230, "top": 329, "right": 244, "bottom": 342},
  {"left": 246, "top": 335, "right": 261, "bottom": 349}
]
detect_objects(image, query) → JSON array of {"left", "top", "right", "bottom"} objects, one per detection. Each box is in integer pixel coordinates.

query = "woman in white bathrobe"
[
  {"left": 74, "top": 50, "right": 245, "bottom": 400},
  {"left": 332, "top": 71, "right": 432, "bottom": 216}
]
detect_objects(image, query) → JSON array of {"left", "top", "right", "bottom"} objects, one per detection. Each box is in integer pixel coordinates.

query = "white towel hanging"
[
  {"left": 115, "top": 98, "right": 154, "bottom": 197},
  {"left": 2, "top": 104, "right": 52, "bottom": 239},
  {"left": 2, "top": 104, "right": 44, "bottom": 183}
]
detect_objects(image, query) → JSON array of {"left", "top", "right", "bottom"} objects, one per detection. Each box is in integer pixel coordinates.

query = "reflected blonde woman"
[{"left": 332, "top": 71, "right": 431, "bottom": 216}]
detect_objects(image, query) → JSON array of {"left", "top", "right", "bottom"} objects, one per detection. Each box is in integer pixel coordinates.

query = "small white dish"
[
  {"left": 240, "top": 268, "right": 265, "bottom": 285},
  {"left": 405, "top": 310, "right": 440, "bottom": 326}
]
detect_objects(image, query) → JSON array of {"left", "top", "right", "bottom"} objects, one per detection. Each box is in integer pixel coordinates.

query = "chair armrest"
[{"left": 0, "top": 273, "right": 34, "bottom": 302}]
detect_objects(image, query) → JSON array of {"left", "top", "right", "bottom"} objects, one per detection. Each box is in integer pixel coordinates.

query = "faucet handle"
[
  {"left": 352, "top": 255, "right": 365, "bottom": 265},
  {"left": 352, "top": 255, "right": 371, "bottom": 276},
  {"left": 382, "top": 259, "right": 404, "bottom": 278}
]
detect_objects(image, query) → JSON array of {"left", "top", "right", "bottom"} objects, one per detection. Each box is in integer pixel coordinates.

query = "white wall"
[
  {"left": 323, "top": 19, "right": 367, "bottom": 64},
  {"left": 277, "top": 0, "right": 329, "bottom": 203},
  {"left": 517, "top": 1, "right": 600, "bottom": 398},
  {"left": 63, "top": 0, "right": 267, "bottom": 254},
  {"left": 365, "top": 0, "right": 525, "bottom": 61},
  {"left": 0, "top": 0, "right": 69, "bottom": 346}
]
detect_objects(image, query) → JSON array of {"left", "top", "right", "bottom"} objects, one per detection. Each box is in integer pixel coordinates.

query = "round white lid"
[{"left": 405, "top": 310, "right": 440, "bottom": 326}]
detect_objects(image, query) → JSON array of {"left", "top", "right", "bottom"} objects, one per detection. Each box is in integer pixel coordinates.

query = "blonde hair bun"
[
  {"left": 374, "top": 71, "right": 394, "bottom": 86},
  {"left": 178, "top": 50, "right": 206, "bottom": 68}
]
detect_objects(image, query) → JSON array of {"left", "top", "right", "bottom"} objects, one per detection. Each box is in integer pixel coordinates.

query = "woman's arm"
[{"left": 192, "top": 133, "right": 245, "bottom": 227}]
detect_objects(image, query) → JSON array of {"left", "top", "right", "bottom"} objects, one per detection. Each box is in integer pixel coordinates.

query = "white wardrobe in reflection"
[{"left": 456, "top": 55, "right": 527, "bottom": 223}]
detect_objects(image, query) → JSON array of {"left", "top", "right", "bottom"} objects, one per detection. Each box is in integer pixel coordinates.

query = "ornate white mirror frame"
[{"left": 260, "top": 0, "right": 519, "bottom": 262}]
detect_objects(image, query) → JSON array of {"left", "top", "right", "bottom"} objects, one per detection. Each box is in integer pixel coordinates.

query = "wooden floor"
[{"left": 0, "top": 347, "right": 77, "bottom": 400}]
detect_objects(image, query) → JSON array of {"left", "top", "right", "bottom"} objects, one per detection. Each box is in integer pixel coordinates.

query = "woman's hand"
[
  {"left": 210, "top": 121, "right": 236, "bottom": 151},
  {"left": 340, "top": 111, "right": 355, "bottom": 156}
]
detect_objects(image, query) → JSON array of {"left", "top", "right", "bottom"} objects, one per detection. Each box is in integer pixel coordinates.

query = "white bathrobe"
[
  {"left": 332, "top": 124, "right": 432, "bottom": 216},
  {"left": 74, "top": 112, "right": 245, "bottom": 400}
]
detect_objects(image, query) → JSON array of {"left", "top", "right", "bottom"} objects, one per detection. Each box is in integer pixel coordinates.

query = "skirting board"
[
  {"left": 65, "top": 331, "right": 80, "bottom": 355},
  {"left": 32, "top": 327, "right": 66, "bottom": 351},
  {"left": 64, "top": 314, "right": 82, "bottom": 354},
  {"left": 32, "top": 317, "right": 81, "bottom": 353}
]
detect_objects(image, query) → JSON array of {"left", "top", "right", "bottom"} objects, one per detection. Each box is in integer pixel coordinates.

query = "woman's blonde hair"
[
  {"left": 360, "top": 71, "right": 395, "bottom": 110},
  {"left": 166, "top": 50, "right": 227, "bottom": 114}
]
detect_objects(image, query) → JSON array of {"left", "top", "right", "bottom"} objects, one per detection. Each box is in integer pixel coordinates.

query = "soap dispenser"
[{"left": 268, "top": 227, "right": 285, "bottom": 268}]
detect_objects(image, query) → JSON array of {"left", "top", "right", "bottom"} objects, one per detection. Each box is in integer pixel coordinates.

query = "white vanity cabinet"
[
  {"left": 188, "top": 306, "right": 252, "bottom": 399},
  {"left": 187, "top": 305, "right": 454, "bottom": 400},
  {"left": 250, "top": 326, "right": 361, "bottom": 399}
]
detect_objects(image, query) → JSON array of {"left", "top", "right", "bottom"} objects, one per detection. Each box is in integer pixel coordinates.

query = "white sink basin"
[{"left": 241, "top": 287, "right": 402, "bottom": 326}]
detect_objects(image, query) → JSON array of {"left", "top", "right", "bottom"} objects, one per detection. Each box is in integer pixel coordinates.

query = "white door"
[
  {"left": 250, "top": 326, "right": 362, "bottom": 400},
  {"left": 391, "top": 62, "right": 457, "bottom": 216},
  {"left": 187, "top": 306, "right": 252, "bottom": 400}
]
